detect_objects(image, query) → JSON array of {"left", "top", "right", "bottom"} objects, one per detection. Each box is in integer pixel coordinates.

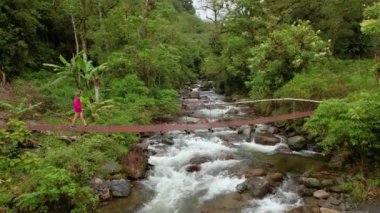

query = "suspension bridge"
[{"left": 4, "top": 98, "right": 322, "bottom": 133}]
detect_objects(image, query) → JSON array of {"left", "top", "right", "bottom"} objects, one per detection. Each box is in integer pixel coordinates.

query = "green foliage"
[
  {"left": 305, "top": 90, "right": 380, "bottom": 163},
  {"left": 0, "top": 120, "right": 30, "bottom": 157},
  {"left": 247, "top": 21, "right": 330, "bottom": 99},
  {"left": 340, "top": 174, "right": 380, "bottom": 202},
  {"left": 275, "top": 60, "right": 376, "bottom": 100},
  {"left": 151, "top": 88, "right": 180, "bottom": 117},
  {"left": 361, "top": 3, "right": 380, "bottom": 36},
  {"left": 16, "top": 166, "right": 97, "bottom": 213},
  {"left": 44, "top": 134, "right": 127, "bottom": 182},
  {"left": 0, "top": 99, "right": 42, "bottom": 119},
  {"left": 264, "top": 0, "right": 375, "bottom": 58}
]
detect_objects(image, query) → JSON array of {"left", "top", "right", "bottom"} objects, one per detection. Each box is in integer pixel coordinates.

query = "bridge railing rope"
[{"left": 195, "top": 98, "right": 322, "bottom": 124}]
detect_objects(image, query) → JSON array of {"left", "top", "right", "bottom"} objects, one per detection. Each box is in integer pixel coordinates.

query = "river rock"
[
  {"left": 111, "top": 179, "right": 130, "bottom": 197},
  {"left": 267, "top": 126, "right": 278, "bottom": 134},
  {"left": 274, "top": 144, "right": 292, "bottom": 153},
  {"left": 329, "top": 185, "right": 344, "bottom": 193},
  {"left": 101, "top": 162, "right": 122, "bottom": 175},
  {"left": 319, "top": 196, "right": 342, "bottom": 208},
  {"left": 313, "top": 190, "right": 330, "bottom": 199},
  {"left": 300, "top": 177, "right": 322, "bottom": 188},
  {"left": 255, "top": 124, "right": 269, "bottom": 134},
  {"left": 236, "top": 182, "right": 248, "bottom": 193},
  {"left": 254, "top": 133, "right": 281, "bottom": 145},
  {"left": 245, "top": 168, "right": 267, "bottom": 177},
  {"left": 320, "top": 207, "right": 341, "bottom": 213},
  {"left": 189, "top": 91, "right": 200, "bottom": 99},
  {"left": 244, "top": 177, "right": 272, "bottom": 198},
  {"left": 186, "top": 164, "right": 201, "bottom": 172},
  {"left": 179, "top": 116, "right": 200, "bottom": 124},
  {"left": 298, "top": 185, "right": 314, "bottom": 196},
  {"left": 122, "top": 145, "right": 148, "bottom": 179},
  {"left": 226, "top": 108, "right": 239, "bottom": 115},
  {"left": 287, "top": 206, "right": 320, "bottom": 213},
  {"left": 268, "top": 172, "right": 284, "bottom": 183},
  {"left": 200, "top": 81, "right": 213, "bottom": 91},
  {"left": 321, "top": 179, "right": 335, "bottom": 187},
  {"left": 189, "top": 156, "right": 212, "bottom": 165},
  {"left": 237, "top": 125, "right": 251, "bottom": 134},
  {"left": 161, "top": 137, "right": 174, "bottom": 145},
  {"left": 89, "top": 178, "right": 111, "bottom": 201},
  {"left": 287, "top": 136, "right": 307, "bottom": 150}
]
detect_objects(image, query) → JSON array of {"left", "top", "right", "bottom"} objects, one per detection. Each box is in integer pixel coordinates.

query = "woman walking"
[{"left": 71, "top": 91, "right": 87, "bottom": 127}]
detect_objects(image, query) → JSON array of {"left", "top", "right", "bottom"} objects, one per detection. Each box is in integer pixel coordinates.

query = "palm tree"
[
  {"left": 43, "top": 54, "right": 83, "bottom": 89},
  {"left": 80, "top": 60, "right": 108, "bottom": 102}
]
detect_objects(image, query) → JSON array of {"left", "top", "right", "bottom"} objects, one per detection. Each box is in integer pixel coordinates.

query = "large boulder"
[
  {"left": 254, "top": 133, "right": 281, "bottom": 145},
  {"left": 111, "top": 179, "right": 131, "bottom": 197},
  {"left": 122, "top": 145, "right": 148, "bottom": 179},
  {"left": 287, "top": 136, "right": 307, "bottom": 150},
  {"left": 243, "top": 177, "right": 273, "bottom": 198}
]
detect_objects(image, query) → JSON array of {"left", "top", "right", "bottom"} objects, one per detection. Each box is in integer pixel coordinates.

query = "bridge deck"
[{"left": 22, "top": 111, "right": 313, "bottom": 133}]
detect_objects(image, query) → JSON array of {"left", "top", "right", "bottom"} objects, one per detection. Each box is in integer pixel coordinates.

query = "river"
[{"left": 98, "top": 82, "right": 327, "bottom": 213}]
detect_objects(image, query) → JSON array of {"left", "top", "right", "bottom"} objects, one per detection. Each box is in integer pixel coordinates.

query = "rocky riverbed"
[{"left": 95, "top": 81, "right": 373, "bottom": 213}]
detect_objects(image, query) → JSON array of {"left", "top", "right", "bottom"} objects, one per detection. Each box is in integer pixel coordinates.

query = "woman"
[{"left": 70, "top": 91, "right": 87, "bottom": 127}]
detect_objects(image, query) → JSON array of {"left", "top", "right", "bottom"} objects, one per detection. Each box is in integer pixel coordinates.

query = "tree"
[
  {"left": 264, "top": 0, "right": 376, "bottom": 58},
  {"left": 43, "top": 54, "right": 83, "bottom": 90},
  {"left": 247, "top": 21, "right": 330, "bottom": 99},
  {"left": 361, "top": 2, "right": 380, "bottom": 82},
  {"left": 80, "top": 60, "right": 108, "bottom": 102}
]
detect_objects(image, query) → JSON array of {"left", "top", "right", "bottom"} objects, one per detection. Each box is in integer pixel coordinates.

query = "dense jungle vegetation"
[{"left": 1, "top": 0, "right": 380, "bottom": 211}]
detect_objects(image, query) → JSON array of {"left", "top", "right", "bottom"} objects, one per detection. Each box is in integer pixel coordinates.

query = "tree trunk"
[
  {"left": 0, "top": 71, "right": 6, "bottom": 87},
  {"left": 140, "top": 0, "right": 150, "bottom": 38},
  {"left": 71, "top": 14, "right": 80, "bottom": 55},
  {"left": 93, "top": 78, "right": 100, "bottom": 102},
  {"left": 80, "top": 0, "right": 89, "bottom": 61},
  {"left": 80, "top": 29, "right": 88, "bottom": 61}
]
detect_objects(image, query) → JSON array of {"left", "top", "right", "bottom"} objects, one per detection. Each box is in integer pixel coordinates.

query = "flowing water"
[{"left": 98, "top": 83, "right": 327, "bottom": 213}]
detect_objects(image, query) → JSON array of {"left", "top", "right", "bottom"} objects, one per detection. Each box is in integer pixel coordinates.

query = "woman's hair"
[{"left": 75, "top": 91, "right": 81, "bottom": 97}]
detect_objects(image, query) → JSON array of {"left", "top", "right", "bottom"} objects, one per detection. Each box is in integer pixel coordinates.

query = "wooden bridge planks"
[{"left": 17, "top": 111, "right": 313, "bottom": 133}]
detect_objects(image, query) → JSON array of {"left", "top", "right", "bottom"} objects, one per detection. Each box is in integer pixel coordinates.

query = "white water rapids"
[{"left": 136, "top": 85, "right": 306, "bottom": 213}]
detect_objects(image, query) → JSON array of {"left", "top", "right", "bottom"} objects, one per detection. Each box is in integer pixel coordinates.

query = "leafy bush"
[
  {"left": 305, "top": 90, "right": 380, "bottom": 169},
  {"left": 16, "top": 166, "right": 97, "bottom": 213}
]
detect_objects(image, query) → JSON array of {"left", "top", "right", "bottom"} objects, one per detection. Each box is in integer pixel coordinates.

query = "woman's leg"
[
  {"left": 80, "top": 112, "right": 87, "bottom": 126},
  {"left": 71, "top": 113, "right": 79, "bottom": 126}
]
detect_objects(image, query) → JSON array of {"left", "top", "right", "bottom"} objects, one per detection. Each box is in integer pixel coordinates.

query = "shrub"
[{"left": 305, "top": 90, "right": 380, "bottom": 170}]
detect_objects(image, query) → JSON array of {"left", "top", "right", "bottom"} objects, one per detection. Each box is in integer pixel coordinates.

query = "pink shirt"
[{"left": 73, "top": 97, "right": 82, "bottom": 112}]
